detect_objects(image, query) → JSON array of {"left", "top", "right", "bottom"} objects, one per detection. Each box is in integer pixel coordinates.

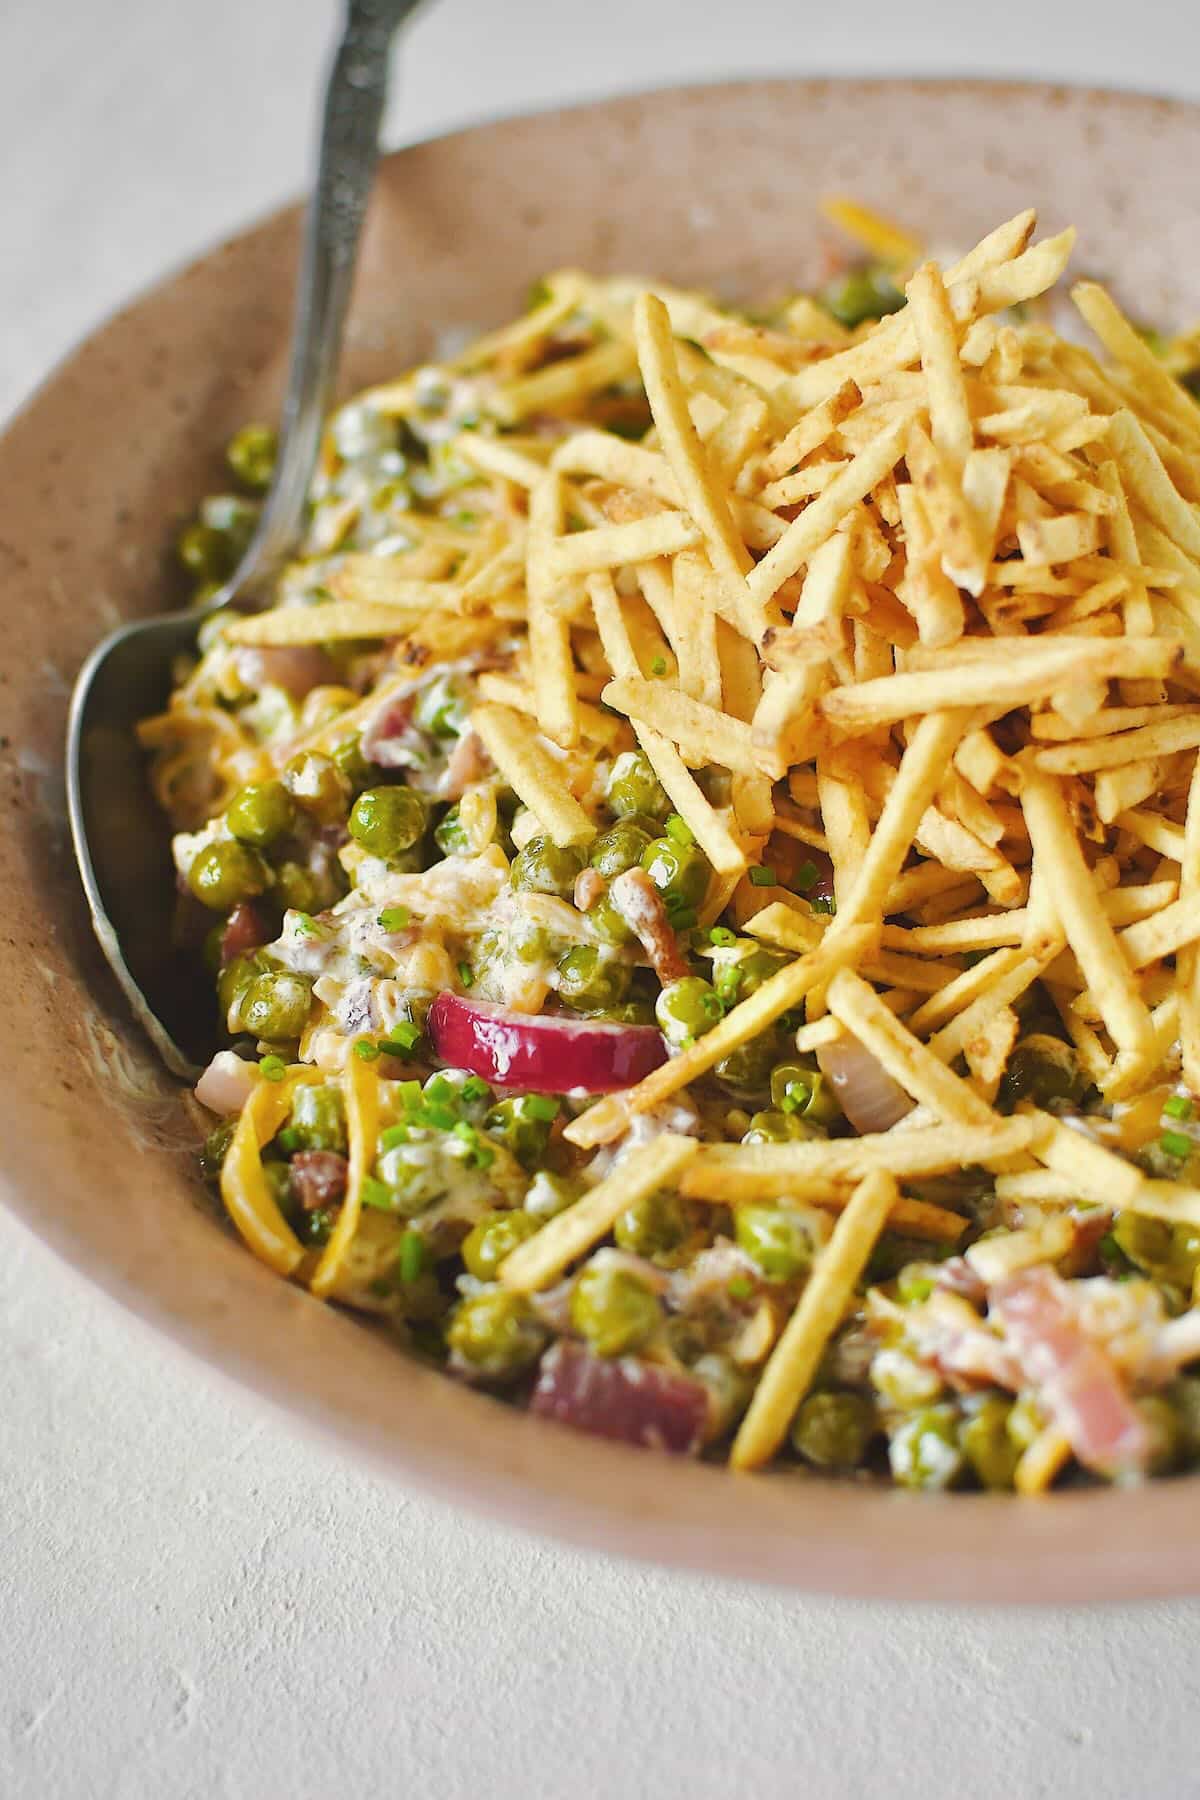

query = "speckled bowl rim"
[{"left": 5, "top": 76, "right": 1200, "bottom": 1606}]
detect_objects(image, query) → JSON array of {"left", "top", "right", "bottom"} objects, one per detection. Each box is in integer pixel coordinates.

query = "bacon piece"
[
  {"left": 573, "top": 866, "right": 605, "bottom": 912},
  {"left": 361, "top": 694, "right": 415, "bottom": 767},
  {"left": 609, "top": 867, "right": 689, "bottom": 983},
  {"left": 289, "top": 1150, "right": 348, "bottom": 1212},
  {"left": 530, "top": 1340, "right": 708, "bottom": 1454},
  {"left": 219, "top": 899, "right": 272, "bottom": 966},
  {"left": 991, "top": 1266, "right": 1151, "bottom": 1477},
  {"left": 234, "top": 644, "right": 336, "bottom": 698}
]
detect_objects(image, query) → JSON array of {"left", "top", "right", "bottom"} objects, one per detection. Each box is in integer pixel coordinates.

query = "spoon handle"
[{"left": 233, "top": 0, "right": 426, "bottom": 593}]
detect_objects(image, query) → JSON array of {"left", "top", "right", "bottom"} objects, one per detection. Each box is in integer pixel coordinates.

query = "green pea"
[
  {"left": 769, "top": 1063, "right": 841, "bottom": 1128},
  {"left": 373, "top": 1143, "right": 447, "bottom": 1217},
  {"left": 272, "top": 859, "right": 335, "bottom": 914},
  {"left": 741, "top": 1109, "right": 826, "bottom": 1146},
  {"left": 199, "top": 1119, "right": 236, "bottom": 1182},
  {"left": 241, "top": 971, "right": 313, "bottom": 1042},
  {"left": 1006, "top": 1392, "right": 1046, "bottom": 1451},
  {"left": 216, "top": 951, "right": 269, "bottom": 1029},
  {"left": 509, "top": 834, "right": 586, "bottom": 898},
  {"left": 447, "top": 1290, "right": 547, "bottom": 1381},
  {"left": 412, "top": 674, "right": 469, "bottom": 738},
  {"left": 287, "top": 1082, "right": 347, "bottom": 1154},
  {"left": 434, "top": 803, "right": 471, "bottom": 858},
  {"left": 641, "top": 837, "right": 711, "bottom": 911},
  {"left": 302, "top": 1207, "right": 335, "bottom": 1247},
  {"left": 188, "top": 840, "right": 269, "bottom": 912},
  {"left": 226, "top": 779, "right": 295, "bottom": 848},
  {"left": 960, "top": 1394, "right": 1021, "bottom": 1490},
  {"left": 1112, "top": 1212, "right": 1200, "bottom": 1287},
  {"left": 569, "top": 1264, "right": 662, "bottom": 1357},
  {"left": 655, "top": 976, "right": 722, "bottom": 1047},
  {"left": 999, "top": 1034, "right": 1086, "bottom": 1112},
  {"left": 590, "top": 820, "right": 655, "bottom": 879},
  {"left": 870, "top": 1345, "right": 944, "bottom": 1411},
  {"left": 733, "top": 945, "right": 791, "bottom": 998},
  {"left": 821, "top": 266, "right": 905, "bottom": 330},
  {"left": 735, "top": 1205, "right": 814, "bottom": 1282},
  {"left": 177, "top": 521, "right": 232, "bottom": 584},
  {"left": 1137, "top": 1394, "right": 1185, "bottom": 1476},
  {"left": 524, "top": 1170, "right": 578, "bottom": 1220},
  {"left": 791, "top": 1390, "right": 877, "bottom": 1470},
  {"left": 607, "top": 749, "right": 669, "bottom": 821},
  {"left": 348, "top": 785, "right": 428, "bottom": 859},
  {"left": 330, "top": 734, "right": 375, "bottom": 796},
  {"left": 614, "top": 1189, "right": 692, "bottom": 1259},
  {"left": 587, "top": 892, "right": 636, "bottom": 946},
  {"left": 460, "top": 1209, "right": 541, "bottom": 1282},
  {"left": 556, "top": 945, "right": 631, "bottom": 1014},
  {"left": 693, "top": 1352, "right": 754, "bottom": 1438},
  {"left": 261, "top": 1158, "right": 293, "bottom": 1216},
  {"left": 509, "top": 919, "right": 559, "bottom": 966},
  {"left": 888, "top": 1404, "right": 966, "bottom": 1490},
  {"left": 226, "top": 422, "right": 278, "bottom": 492},
  {"left": 283, "top": 750, "right": 352, "bottom": 826},
  {"left": 714, "top": 1030, "right": 780, "bottom": 1097},
  {"left": 484, "top": 1095, "right": 558, "bottom": 1170}
]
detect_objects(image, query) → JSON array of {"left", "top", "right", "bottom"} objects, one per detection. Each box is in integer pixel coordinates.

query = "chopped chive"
[
  {"left": 423, "top": 1103, "right": 457, "bottom": 1131},
  {"left": 810, "top": 894, "right": 837, "bottom": 916},
  {"left": 727, "top": 1275, "right": 754, "bottom": 1301},
  {"left": 457, "top": 962, "right": 474, "bottom": 987},
  {"left": 396, "top": 1080, "right": 423, "bottom": 1113},
  {"left": 379, "top": 1021, "right": 421, "bottom": 1057},
  {"left": 1160, "top": 1130, "right": 1193, "bottom": 1160},
  {"left": 292, "top": 912, "right": 320, "bottom": 937},
  {"left": 794, "top": 860, "right": 819, "bottom": 892},
  {"left": 708, "top": 925, "right": 736, "bottom": 947},
  {"left": 664, "top": 813, "right": 695, "bottom": 847},
  {"left": 377, "top": 906, "right": 411, "bottom": 932},
  {"left": 275, "top": 1127, "right": 301, "bottom": 1154},
  {"left": 360, "top": 1176, "right": 394, "bottom": 1211},
  {"left": 670, "top": 907, "right": 698, "bottom": 932},
  {"left": 650, "top": 656, "right": 667, "bottom": 677},
  {"left": 398, "top": 1230, "right": 426, "bottom": 1283},
  {"left": 379, "top": 1123, "right": 410, "bottom": 1150},
  {"left": 747, "top": 865, "right": 776, "bottom": 887},
  {"left": 258, "top": 1054, "right": 287, "bottom": 1082},
  {"left": 425, "top": 1074, "right": 456, "bottom": 1104},
  {"left": 524, "top": 1094, "right": 559, "bottom": 1122},
  {"left": 354, "top": 1039, "right": 382, "bottom": 1062},
  {"left": 1164, "top": 1094, "right": 1194, "bottom": 1121},
  {"left": 461, "top": 1075, "right": 491, "bottom": 1103}
]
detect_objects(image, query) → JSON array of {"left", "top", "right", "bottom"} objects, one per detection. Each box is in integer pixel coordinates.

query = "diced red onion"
[
  {"left": 817, "top": 1031, "right": 915, "bottom": 1134},
  {"left": 530, "top": 1340, "right": 708, "bottom": 1454},
  {"left": 427, "top": 993, "right": 667, "bottom": 1094}
]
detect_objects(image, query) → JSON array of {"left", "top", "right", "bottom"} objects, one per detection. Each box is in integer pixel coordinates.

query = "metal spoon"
[{"left": 67, "top": 0, "right": 424, "bottom": 1080}]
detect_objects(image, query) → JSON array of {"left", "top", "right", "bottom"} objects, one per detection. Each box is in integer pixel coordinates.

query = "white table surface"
[{"left": 6, "top": 4, "right": 1200, "bottom": 1795}]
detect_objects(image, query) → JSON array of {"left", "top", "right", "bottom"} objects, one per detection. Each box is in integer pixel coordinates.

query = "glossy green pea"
[
  {"left": 1112, "top": 1212, "right": 1200, "bottom": 1287},
  {"left": 733, "top": 945, "right": 791, "bottom": 997},
  {"left": 735, "top": 1206, "right": 814, "bottom": 1282},
  {"left": 199, "top": 1118, "right": 236, "bottom": 1182},
  {"left": 556, "top": 945, "right": 631, "bottom": 1014},
  {"left": 640, "top": 837, "right": 710, "bottom": 910},
  {"left": 412, "top": 674, "right": 469, "bottom": 738},
  {"left": 741, "top": 1109, "right": 826, "bottom": 1146},
  {"left": 287, "top": 1082, "right": 347, "bottom": 1154},
  {"left": 655, "top": 976, "right": 722, "bottom": 1047},
  {"left": 888, "top": 1403, "right": 966, "bottom": 1490},
  {"left": 589, "top": 820, "right": 655, "bottom": 879},
  {"left": 569, "top": 1264, "right": 662, "bottom": 1357},
  {"left": 714, "top": 1030, "right": 780, "bottom": 1097},
  {"left": 177, "top": 522, "right": 232, "bottom": 583},
  {"left": 226, "top": 422, "right": 278, "bottom": 492},
  {"left": 508, "top": 919, "right": 559, "bottom": 967},
  {"left": 960, "top": 1395, "right": 1020, "bottom": 1490},
  {"left": 216, "top": 951, "right": 269, "bottom": 1030},
  {"left": 484, "top": 1095, "right": 557, "bottom": 1170},
  {"left": 283, "top": 750, "right": 352, "bottom": 826},
  {"left": 348, "top": 785, "right": 427, "bottom": 859},
  {"left": 524, "top": 1170, "right": 578, "bottom": 1220},
  {"left": 434, "top": 804, "right": 471, "bottom": 857},
  {"left": 614, "top": 1189, "right": 692, "bottom": 1259},
  {"left": 587, "top": 892, "right": 636, "bottom": 947},
  {"left": 272, "top": 859, "right": 332, "bottom": 914},
  {"left": 460, "top": 1209, "right": 541, "bottom": 1282},
  {"left": 226, "top": 779, "right": 295, "bottom": 848},
  {"left": 447, "top": 1290, "right": 546, "bottom": 1381},
  {"left": 821, "top": 266, "right": 905, "bottom": 329},
  {"left": 509, "top": 835, "right": 586, "bottom": 899},
  {"left": 999, "top": 1033, "right": 1086, "bottom": 1111},
  {"left": 791, "top": 1390, "right": 877, "bottom": 1470},
  {"left": 241, "top": 971, "right": 313, "bottom": 1042},
  {"left": 330, "top": 734, "right": 375, "bottom": 796},
  {"left": 1137, "top": 1394, "right": 1184, "bottom": 1477},
  {"left": 693, "top": 1352, "right": 754, "bottom": 1438},
  {"left": 607, "top": 749, "right": 669, "bottom": 821},
  {"left": 188, "top": 840, "right": 269, "bottom": 911}
]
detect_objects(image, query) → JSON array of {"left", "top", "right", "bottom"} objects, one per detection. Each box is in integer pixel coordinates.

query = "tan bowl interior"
[{"left": 4, "top": 78, "right": 1200, "bottom": 1603}]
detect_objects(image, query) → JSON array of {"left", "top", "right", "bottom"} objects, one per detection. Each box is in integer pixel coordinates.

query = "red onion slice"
[
  {"left": 817, "top": 1031, "right": 915, "bottom": 1135},
  {"left": 427, "top": 993, "right": 667, "bottom": 1094}
]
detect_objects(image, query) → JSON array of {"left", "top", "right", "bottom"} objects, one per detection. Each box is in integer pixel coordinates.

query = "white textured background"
[{"left": 6, "top": 4, "right": 1200, "bottom": 1796}]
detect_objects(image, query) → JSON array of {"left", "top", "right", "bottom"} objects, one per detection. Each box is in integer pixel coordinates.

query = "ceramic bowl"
[{"left": 4, "top": 78, "right": 1199, "bottom": 1603}]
